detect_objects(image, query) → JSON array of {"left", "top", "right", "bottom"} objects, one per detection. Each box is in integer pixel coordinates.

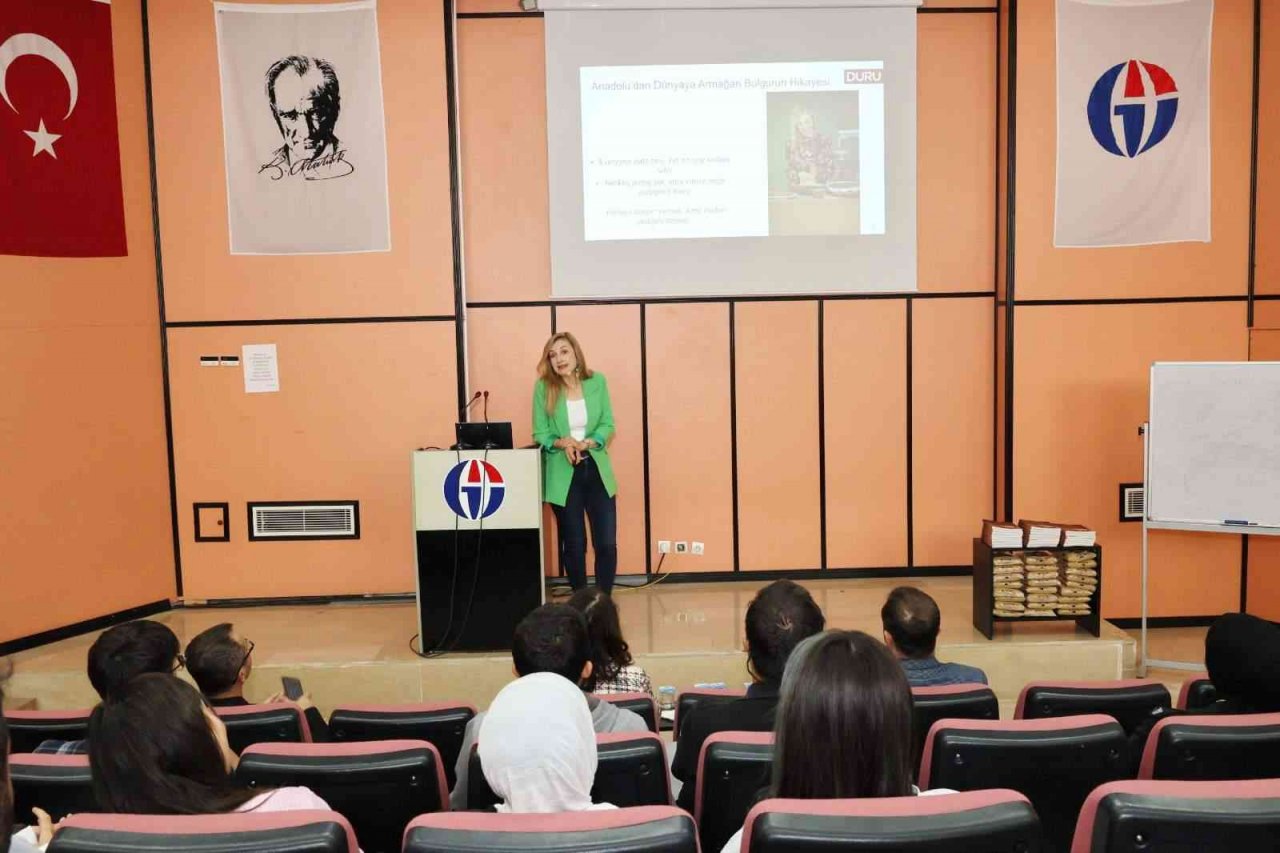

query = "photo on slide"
[{"left": 766, "top": 91, "right": 861, "bottom": 237}]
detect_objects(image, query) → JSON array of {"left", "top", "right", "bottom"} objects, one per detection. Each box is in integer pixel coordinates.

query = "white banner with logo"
[
  {"left": 215, "top": 0, "right": 390, "bottom": 255},
  {"left": 1054, "top": 0, "right": 1212, "bottom": 248}
]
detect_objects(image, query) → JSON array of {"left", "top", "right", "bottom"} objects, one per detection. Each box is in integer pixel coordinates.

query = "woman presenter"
[{"left": 532, "top": 332, "right": 618, "bottom": 594}]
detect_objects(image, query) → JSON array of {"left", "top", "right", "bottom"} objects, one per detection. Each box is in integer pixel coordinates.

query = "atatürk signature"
[{"left": 258, "top": 148, "right": 355, "bottom": 181}]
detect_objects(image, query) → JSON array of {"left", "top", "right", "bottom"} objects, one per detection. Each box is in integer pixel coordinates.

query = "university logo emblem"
[
  {"left": 1087, "top": 59, "right": 1179, "bottom": 158},
  {"left": 443, "top": 459, "right": 505, "bottom": 520}
]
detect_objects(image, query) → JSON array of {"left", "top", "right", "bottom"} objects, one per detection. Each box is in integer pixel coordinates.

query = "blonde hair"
[{"left": 537, "top": 332, "right": 593, "bottom": 414}]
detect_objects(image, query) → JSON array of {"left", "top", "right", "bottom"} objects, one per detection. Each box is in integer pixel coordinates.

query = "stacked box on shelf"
[{"left": 972, "top": 539, "right": 1102, "bottom": 639}]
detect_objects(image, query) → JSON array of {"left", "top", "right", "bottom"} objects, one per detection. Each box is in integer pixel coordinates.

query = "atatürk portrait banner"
[{"left": 215, "top": 1, "right": 390, "bottom": 255}]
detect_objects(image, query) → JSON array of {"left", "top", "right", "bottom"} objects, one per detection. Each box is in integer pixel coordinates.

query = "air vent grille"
[
  {"left": 1120, "top": 484, "right": 1145, "bottom": 522},
  {"left": 249, "top": 502, "right": 359, "bottom": 540}
]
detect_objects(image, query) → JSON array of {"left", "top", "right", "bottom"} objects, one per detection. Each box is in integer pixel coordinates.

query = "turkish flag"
[{"left": 0, "top": 0, "right": 127, "bottom": 257}]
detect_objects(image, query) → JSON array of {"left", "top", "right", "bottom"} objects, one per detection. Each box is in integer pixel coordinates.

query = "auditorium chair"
[
  {"left": 402, "top": 805, "right": 698, "bottom": 853},
  {"left": 1016, "top": 679, "right": 1172, "bottom": 735},
  {"left": 236, "top": 740, "right": 446, "bottom": 853},
  {"left": 673, "top": 687, "right": 745, "bottom": 739},
  {"left": 1176, "top": 673, "right": 1220, "bottom": 711},
  {"left": 909, "top": 683, "right": 999, "bottom": 775},
  {"left": 1136, "top": 712, "right": 1280, "bottom": 781},
  {"left": 695, "top": 731, "right": 774, "bottom": 853},
  {"left": 739, "top": 789, "right": 1044, "bottom": 852},
  {"left": 466, "top": 732, "right": 672, "bottom": 812},
  {"left": 919, "top": 714, "right": 1128, "bottom": 853},
  {"left": 593, "top": 691, "right": 660, "bottom": 733},
  {"left": 4, "top": 708, "right": 91, "bottom": 754},
  {"left": 328, "top": 702, "right": 476, "bottom": 788},
  {"left": 46, "top": 811, "right": 358, "bottom": 853},
  {"left": 1070, "top": 779, "right": 1280, "bottom": 852},
  {"left": 214, "top": 702, "right": 311, "bottom": 753},
  {"left": 10, "top": 754, "right": 97, "bottom": 823}
]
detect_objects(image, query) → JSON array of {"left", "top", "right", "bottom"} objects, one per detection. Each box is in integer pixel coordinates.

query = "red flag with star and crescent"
[{"left": 0, "top": 0, "right": 126, "bottom": 257}]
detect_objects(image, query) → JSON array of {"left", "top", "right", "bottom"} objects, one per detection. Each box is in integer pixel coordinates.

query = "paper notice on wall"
[{"left": 242, "top": 344, "right": 280, "bottom": 393}]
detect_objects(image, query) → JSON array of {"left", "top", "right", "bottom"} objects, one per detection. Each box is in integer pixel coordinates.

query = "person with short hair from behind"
[
  {"left": 568, "top": 586, "right": 652, "bottom": 695},
  {"left": 718, "top": 630, "right": 952, "bottom": 853},
  {"left": 184, "top": 623, "right": 329, "bottom": 741},
  {"left": 671, "top": 579, "right": 826, "bottom": 812},
  {"left": 450, "top": 603, "right": 646, "bottom": 809},
  {"left": 479, "top": 673, "right": 617, "bottom": 813},
  {"left": 34, "top": 619, "right": 183, "bottom": 755},
  {"left": 880, "top": 586, "right": 987, "bottom": 687}
]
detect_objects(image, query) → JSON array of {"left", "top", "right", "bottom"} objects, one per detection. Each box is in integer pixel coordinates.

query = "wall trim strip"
[{"left": 0, "top": 599, "right": 174, "bottom": 657}]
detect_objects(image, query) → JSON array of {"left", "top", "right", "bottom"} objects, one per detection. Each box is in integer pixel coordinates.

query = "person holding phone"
[{"left": 532, "top": 332, "right": 619, "bottom": 594}]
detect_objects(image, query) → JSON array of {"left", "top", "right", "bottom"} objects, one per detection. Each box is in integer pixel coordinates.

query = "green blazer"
[{"left": 532, "top": 372, "right": 618, "bottom": 506}]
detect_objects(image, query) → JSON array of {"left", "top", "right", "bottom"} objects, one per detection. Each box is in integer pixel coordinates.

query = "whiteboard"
[{"left": 1148, "top": 362, "right": 1280, "bottom": 528}]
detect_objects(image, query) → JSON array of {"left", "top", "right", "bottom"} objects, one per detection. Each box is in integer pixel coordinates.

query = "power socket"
[
  {"left": 675, "top": 541, "right": 689, "bottom": 554},
  {"left": 657, "top": 540, "right": 671, "bottom": 554},
  {"left": 691, "top": 541, "right": 704, "bottom": 555}
]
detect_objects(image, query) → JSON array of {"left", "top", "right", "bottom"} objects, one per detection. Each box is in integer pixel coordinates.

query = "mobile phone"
[{"left": 281, "top": 676, "right": 304, "bottom": 701}]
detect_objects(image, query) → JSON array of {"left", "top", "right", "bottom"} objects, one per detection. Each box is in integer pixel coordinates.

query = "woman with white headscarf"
[{"left": 478, "top": 672, "right": 617, "bottom": 813}]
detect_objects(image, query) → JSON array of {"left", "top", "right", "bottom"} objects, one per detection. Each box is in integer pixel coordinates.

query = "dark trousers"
[{"left": 551, "top": 456, "right": 617, "bottom": 594}]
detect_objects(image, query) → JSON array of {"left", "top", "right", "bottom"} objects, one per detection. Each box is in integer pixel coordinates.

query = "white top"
[{"left": 567, "top": 398, "right": 588, "bottom": 442}]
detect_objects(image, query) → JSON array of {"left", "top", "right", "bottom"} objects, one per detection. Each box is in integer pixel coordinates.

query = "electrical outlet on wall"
[
  {"left": 675, "top": 541, "right": 688, "bottom": 554},
  {"left": 657, "top": 540, "right": 671, "bottom": 554},
  {"left": 691, "top": 541, "right": 704, "bottom": 555}
]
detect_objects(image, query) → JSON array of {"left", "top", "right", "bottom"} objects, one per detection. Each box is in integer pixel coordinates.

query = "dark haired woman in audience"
[
  {"left": 718, "top": 630, "right": 951, "bottom": 853},
  {"left": 88, "top": 674, "right": 337, "bottom": 818},
  {"left": 568, "top": 587, "right": 652, "bottom": 695}
]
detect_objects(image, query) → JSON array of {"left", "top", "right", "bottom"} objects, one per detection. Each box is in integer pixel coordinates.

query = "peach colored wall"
[
  {"left": 1256, "top": 0, "right": 1278, "bottom": 298},
  {"left": 0, "top": 0, "right": 175, "bottom": 644}
]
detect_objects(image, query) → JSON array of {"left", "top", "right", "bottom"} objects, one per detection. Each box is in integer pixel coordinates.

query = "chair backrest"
[
  {"left": 236, "top": 740, "right": 445, "bottom": 853},
  {"left": 4, "top": 709, "right": 92, "bottom": 754},
  {"left": 467, "top": 733, "right": 671, "bottom": 812},
  {"left": 1070, "top": 779, "right": 1280, "bottom": 853},
  {"left": 402, "top": 805, "right": 698, "bottom": 853},
  {"left": 328, "top": 702, "right": 475, "bottom": 789},
  {"left": 674, "top": 688, "right": 745, "bottom": 739},
  {"left": 214, "top": 703, "right": 311, "bottom": 753},
  {"left": 909, "top": 683, "right": 999, "bottom": 776},
  {"left": 696, "top": 730, "right": 774, "bottom": 853},
  {"left": 741, "top": 789, "right": 1044, "bottom": 852},
  {"left": 920, "top": 714, "right": 1127, "bottom": 853},
  {"left": 593, "top": 692, "right": 659, "bottom": 733},
  {"left": 47, "top": 810, "right": 358, "bottom": 853},
  {"left": 1016, "top": 680, "right": 1171, "bottom": 734},
  {"left": 10, "top": 754, "right": 97, "bottom": 823},
  {"left": 1176, "top": 674, "right": 1220, "bottom": 711},
  {"left": 1137, "top": 712, "right": 1280, "bottom": 781}
]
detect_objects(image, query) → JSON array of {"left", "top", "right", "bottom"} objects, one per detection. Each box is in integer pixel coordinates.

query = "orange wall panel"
[
  {"left": 1247, "top": 537, "right": 1280, "bottom": 621},
  {"left": 1256, "top": 0, "right": 1280, "bottom": 295},
  {"left": 917, "top": 13, "right": 996, "bottom": 294},
  {"left": 147, "top": 0, "right": 455, "bottom": 321},
  {"left": 646, "top": 304, "right": 734, "bottom": 573},
  {"left": 557, "top": 305, "right": 647, "bottom": 575},
  {"left": 1013, "top": 0, "right": 1255, "bottom": 301},
  {"left": 467, "top": 307, "right": 552, "bottom": 448},
  {"left": 912, "top": 298, "right": 995, "bottom": 566},
  {"left": 735, "top": 302, "right": 822, "bottom": 571},
  {"left": 168, "top": 322, "right": 457, "bottom": 599},
  {"left": 1251, "top": 328, "right": 1280, "bottom": 360},
  {"left": 1013, "top": 302, "right": 1247, "bottom": 617},
  {"left": 823, "top": 300, "right": 908, "bottom": 568},
  {"left": 0, "top": 0, "right": 175, "bottom": 644}
]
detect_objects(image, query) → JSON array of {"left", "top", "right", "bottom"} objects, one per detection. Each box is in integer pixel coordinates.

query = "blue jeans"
[{"left": 551, "top": 455, "right": 617, "bottom": 593}]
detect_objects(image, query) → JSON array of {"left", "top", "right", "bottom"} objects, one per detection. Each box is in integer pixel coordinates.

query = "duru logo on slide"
[
  {"left": 443, "top": 459, "right": 506, "bottom": 520},
  {"left": 844, "top": 69, "right": 883, "bottom": 84},
  {"left": 1087, "top": 59, "right": 1179, "bottom": 158}
]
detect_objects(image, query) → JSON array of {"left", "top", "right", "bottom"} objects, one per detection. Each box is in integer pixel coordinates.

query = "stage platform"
[{"left": 6, "top": 577, "right": 1181, "bottom": 719}]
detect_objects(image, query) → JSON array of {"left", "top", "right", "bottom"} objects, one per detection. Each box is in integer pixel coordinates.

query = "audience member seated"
[
  {"left": 3, "top": 667, "right": 55, "bottom": 853},
  {"left": 35, "top": 620, "right": 182, "bottom": 755},
  {"left": 479, "top": 672, "right": 617, "bottom": 813},
  {"left": 569, "top": 587, "right": 652, "bottom": 695},
  {"left": 185, "top": 623, "right": 330, "bottom": 741},
  {"left": 88, "top": 674, "right": 343, "bottom": 822},
  {"left": 450, "top": 604, "right": 646, "bottom": 809},
  {"left": 671, "top": 580, "right": 825, "bottom": 813},
  {"left": 881, "top": 586, "right": 988, "bottom": 687},
  {"left": 719, "top": 630, "right": 952, "bottom": 853}
]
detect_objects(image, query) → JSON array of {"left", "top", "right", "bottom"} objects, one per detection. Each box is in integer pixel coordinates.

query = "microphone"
[
  {"left": 483, "top": 390, "right": 490, "bottom": 423},
  {"left": 459, "top": 391, "right": 482, "bottom": 421}
]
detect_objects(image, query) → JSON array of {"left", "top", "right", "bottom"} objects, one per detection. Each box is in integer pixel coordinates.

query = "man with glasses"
[
  {"left": 184, "top": 623, "right": 330, "bottom": 741},
  {"left": 34, "top": 620, "right": 183, "bottom": 755}
]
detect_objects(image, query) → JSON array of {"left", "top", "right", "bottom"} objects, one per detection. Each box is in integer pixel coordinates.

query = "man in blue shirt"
[{"left": 881, "top": 586, "right": 988, "bottom": 687}]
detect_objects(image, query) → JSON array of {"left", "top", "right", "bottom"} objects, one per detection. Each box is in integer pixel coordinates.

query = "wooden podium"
[{"left": 412, "top": 449, "right": 545, "bottom": 653}]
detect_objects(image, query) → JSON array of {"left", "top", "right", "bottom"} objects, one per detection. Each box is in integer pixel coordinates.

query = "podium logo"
[{"left": 443, "top": 459, "right": 506, "bottom": 520}]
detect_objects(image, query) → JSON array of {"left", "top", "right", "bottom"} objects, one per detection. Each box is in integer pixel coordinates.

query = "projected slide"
[{"left": 580, "top": 61, "right": 885, "bottom": 242}]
